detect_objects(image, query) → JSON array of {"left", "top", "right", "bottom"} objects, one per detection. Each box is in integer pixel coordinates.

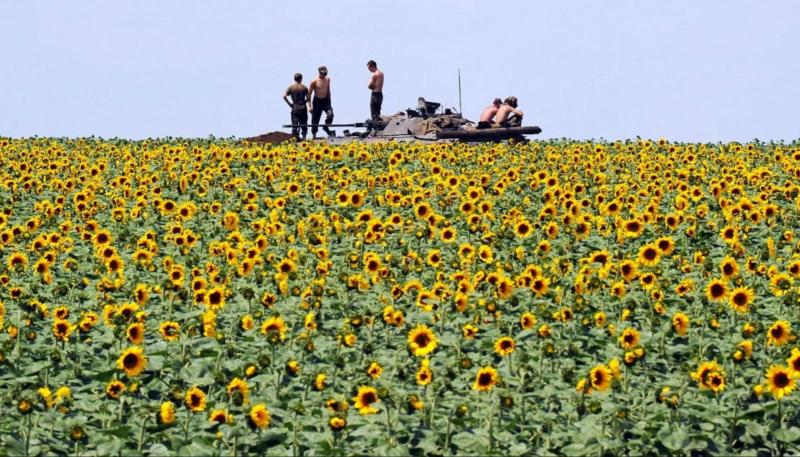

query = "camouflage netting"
[{"left": 378, "top": 112, "right": 474, "bottom": 139}]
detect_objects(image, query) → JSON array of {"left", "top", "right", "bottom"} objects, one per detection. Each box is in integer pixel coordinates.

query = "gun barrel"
[
  {"left": 281, "top": 123, "right": 367, "bottom": 128},
  {"left": 436, "top": 126, "right": 542, "bottom": 140}
]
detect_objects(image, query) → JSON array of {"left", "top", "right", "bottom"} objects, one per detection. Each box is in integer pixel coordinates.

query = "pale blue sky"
[{"left": 2, "top": 1, "right": 798, "bottom": 141}]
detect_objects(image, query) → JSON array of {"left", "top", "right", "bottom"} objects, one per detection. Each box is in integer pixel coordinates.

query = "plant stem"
[{"left": 137, "top": 416, "right": 149, "bottom": 453}]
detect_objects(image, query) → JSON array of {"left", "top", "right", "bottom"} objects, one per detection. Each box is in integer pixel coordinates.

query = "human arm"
[
  {"left": 282, "top": 89, "right": 292, "bottom": 108},
  {"left": 368, "top": 72, "right": 377, "bottom": 90},
  {"left": 307, "top": 81, "right": 315, "bottom": 111}
]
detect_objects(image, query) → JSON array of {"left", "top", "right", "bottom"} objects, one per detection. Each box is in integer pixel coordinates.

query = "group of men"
[
  {"left": 478, "top": 96, "right": 523, "bottom": 129},
  {"left": 283, "top": 60, "right": 384, "bottom": 140}
]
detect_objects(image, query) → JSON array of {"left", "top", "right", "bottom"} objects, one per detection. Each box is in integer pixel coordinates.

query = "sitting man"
[
  {"left": 494, "top": 96, "right": 523, "bottom": 127},
  {"left": 477, "top": 98, "right": 502, "bottom": 129}
]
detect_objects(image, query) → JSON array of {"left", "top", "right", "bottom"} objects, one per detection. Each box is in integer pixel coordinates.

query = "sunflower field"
[{"left": 1, "top": 137, "right": 800, "bottom": 456}]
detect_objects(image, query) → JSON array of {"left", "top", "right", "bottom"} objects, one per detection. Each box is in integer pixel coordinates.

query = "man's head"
[
  {"left": 367, "top": 60, "right": 377, "bottom": 71},
  {"left": 294, "top": 73, "right": 302, "bottom": 83},
  {"left": 493, "top": 98, "right": 502, "bottom": 107},
  {"left": 504, "top": 96, "right": 518, "bottom": 108},
  {"left": 318, "top": 66, "right": 328, "bottom": 76}
]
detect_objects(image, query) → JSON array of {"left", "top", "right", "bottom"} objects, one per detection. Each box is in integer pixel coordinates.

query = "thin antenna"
[{"left": 458, "top": 68, "right": 463, "bottom": 114}]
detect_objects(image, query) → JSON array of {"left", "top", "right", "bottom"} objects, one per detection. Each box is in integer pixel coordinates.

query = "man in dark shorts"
[
  {"left": 283, "top": 73, "right": 308, "bottom": 140},
  {"left": 367, "top": 60, "right": 384, "bottom": 121},
  {"left": 307, "top": 66, "right": 334, "bottom": 139}
]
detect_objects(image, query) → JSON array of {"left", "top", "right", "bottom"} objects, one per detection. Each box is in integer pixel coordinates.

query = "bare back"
[
  {"left": 480, "top": 106, "right": 499, "bottom": 123},
  {"left": 495, "top": 105, "right": 511, "bottom": 123},
  {"left": 369, "top": 70, "right": 384, "bottom": 92},
  {"left": 309, "top": 76, "right": 331, "bottom": 99}
]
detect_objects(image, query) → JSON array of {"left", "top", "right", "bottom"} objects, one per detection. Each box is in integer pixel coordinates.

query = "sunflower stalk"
[
  {"left": 443, "top": 410, "right": 454, "bottom": 453},
  {"left": 136, "top": 416, "right": 149, "bottom": 453}
]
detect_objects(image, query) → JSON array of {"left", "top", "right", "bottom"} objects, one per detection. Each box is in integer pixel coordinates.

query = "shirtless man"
[
  {"left": 307, "top": 66, "right": 334, "bottom": 139},
  {"left": 477, "top": 98, "right": 502, "bottom": 129},
  {"left": 494, "top": 96, "right": 524, "bottom": 127},
  {"left": 367, "top": 60, "right": 384, "bottom": 121},
  {"left": 283, "top": 73, "right": 308, "bottom": 140}
]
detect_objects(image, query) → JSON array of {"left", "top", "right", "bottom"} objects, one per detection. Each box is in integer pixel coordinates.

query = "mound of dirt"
[{"left": 243, "top": 131, "right": 294, "bottom": 144}]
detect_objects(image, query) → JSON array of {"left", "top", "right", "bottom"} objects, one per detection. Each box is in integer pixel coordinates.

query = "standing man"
[
  {"left": 283, "top": 73, "right": 308, "bottom": 141},
  {"left": 307, "top": 66, "right": 334, "bottom": 139},
  {"left": 367, "top": 60, "right": 384, "bottom": 121},
  {"left": 477, "top": 98, "right": 502, "bottom": 129}
]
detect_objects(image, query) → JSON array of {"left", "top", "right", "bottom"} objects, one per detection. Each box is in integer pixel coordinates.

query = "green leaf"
[
  {"left": 774, "top": 427, "right": 800, "bottom": 443},
  {"left": 452, "top": 430, "right": 490, "bottom": 453},
  {"left": 658, "top": 426, "right": 687, "bottom": 451}
]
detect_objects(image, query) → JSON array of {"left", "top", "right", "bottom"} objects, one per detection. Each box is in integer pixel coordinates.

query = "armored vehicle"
[{"left": 282, "top": 97, "right": 541, "bottom": 143}]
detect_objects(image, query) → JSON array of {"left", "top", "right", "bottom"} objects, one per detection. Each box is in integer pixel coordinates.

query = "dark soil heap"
[{"left": 243, "top": 131, "right": 294, "bottom": 144}]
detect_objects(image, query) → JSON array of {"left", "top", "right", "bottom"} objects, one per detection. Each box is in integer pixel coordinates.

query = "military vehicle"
[{"left": 282, "top": 97, "right": 541, "bottom": 143}]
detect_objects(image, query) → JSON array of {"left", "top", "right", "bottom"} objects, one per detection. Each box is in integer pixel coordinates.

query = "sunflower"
[
  {"left": 117, "top": 346, "right": 147, "bottom": 377},
  {"left": 313, "top": 373, "right": 327, "bottom": 391},
  {"left": 473, "top": 366, "right": 498, "bottom": 392},
  {"left": 618, "top": 327, "right": 640, "bottom": 350},
  {"left": 416, "top": 359, "right": 433, "bottom": 386},
  {"left": 158, "top": 401, "right": 176, "bottom": 425},
  {"left": 769, "top": 273, "right": 794, "bottom": 297},
  {"left": 6, "top": 252, "right": 29, "bottom": 272},
  {"left": 92, "top": 229, "right": 112, "bottom": 246},
  {"left": 105, "top": 380, "right": 126, "bottom": 399},
  {"left": 764, "top": 365, "right": 797, "bottom": 400},
  {"left": 497, "top": 277, "right": 515, "bottom": 299},
  {"left": 719, "top": 225, "right": 738, "bottom": 244},
  {"left": 414, "top": 202, "right": 432, "bottom": 219},
  {"left": 261, "top": 315, "right": 287, "bottom": 341},
  {"left": 461, "top": 323, "right": 478, "bottom": 339},
  {"left": 227, "top": 377, "right": 250, "bottom": 406},
  {"left": 126, "top": 322, "right": 145, "bottom": 345},
  {"left": 519, "top": 312, "right": 537, "bottom": 330},
  {"left": 159, "top": 321, "right": 180, "bottom": 341},
  {"left": 706, "top": 372, "right": 726, "bottom": 393},
  {"left": 248, "top": 404, "right": 271, "bottom": 429},
  {"left": 52, "top": 319, "right": 75, "bottom": 342},
  {"left": 407, "top": 325, "right": 438, "bottom": 357},
  {"left": 728, "top": 287, "right": 754, "bottom": 313},
  {"left": 440, "top": 227, "right": 457, "bottom": 243},
  {"left": 329, "top": 417, "right": 347, "bottom": 431},
  {"left": 336, "top": 190, "right": 350, "bottom": 206},
  {"left": 589, "top": 365, "right": 613, "bottom": 392},
  {"left": 276, "top": 258, "right": 296, "bottom": 276},
  {"left": 655, "top": 236, "right": 675, "bottom": 255},
  {"left": 637, "top": 243, "right": 661, "bottom": 267},
  {"left": 531, "top": 277, "right": 549, "bottom": 297},
  {"left": 705, "top": 278, "right": 728, "bottom": 303},
  {"left": 205, "top": 286, "right": 226, "bottom": 309},
  {"left": 353, "top": 386, "right": 380, "bottom": 415},
  {"left": 514, "top": 219, "right": 532, "bottom": 238},
  {"left": 621, "top": 218, "right": 644, "bottom": 238},
  {"left": 619, "top": 260, "right": 639, "bottom": 282},
  {"left": 672, "top": 312, "right": 689, "bottom": 336},
  {"left": 589, "top": 250, "right": 611, "bottom": 266},
  {"left": 426, "top": 250, "right": 442, "bottom": 268},
  {"left": 719, "top": 256, "right": 739, "bottom": 279},
  {"left": 185, "top": 386, "right": 207, "bottom": 412},
  {"left": 767, "top": 320, "right": 792, "bottom": 346},
  {"left": 367, "top": 362, "right": 383, "bottom": 380},
  {"left": 208, "top": 409, "right": 231, "bottom": 425},
  {"left": 494, "top": 336, "right": 516, "bottom": 357},
  {"left": 781, "top": 350, "right": 800, "bottom": 379},
  {"left": 691, "top": 360, "right": 724, "bottom": 391}
]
